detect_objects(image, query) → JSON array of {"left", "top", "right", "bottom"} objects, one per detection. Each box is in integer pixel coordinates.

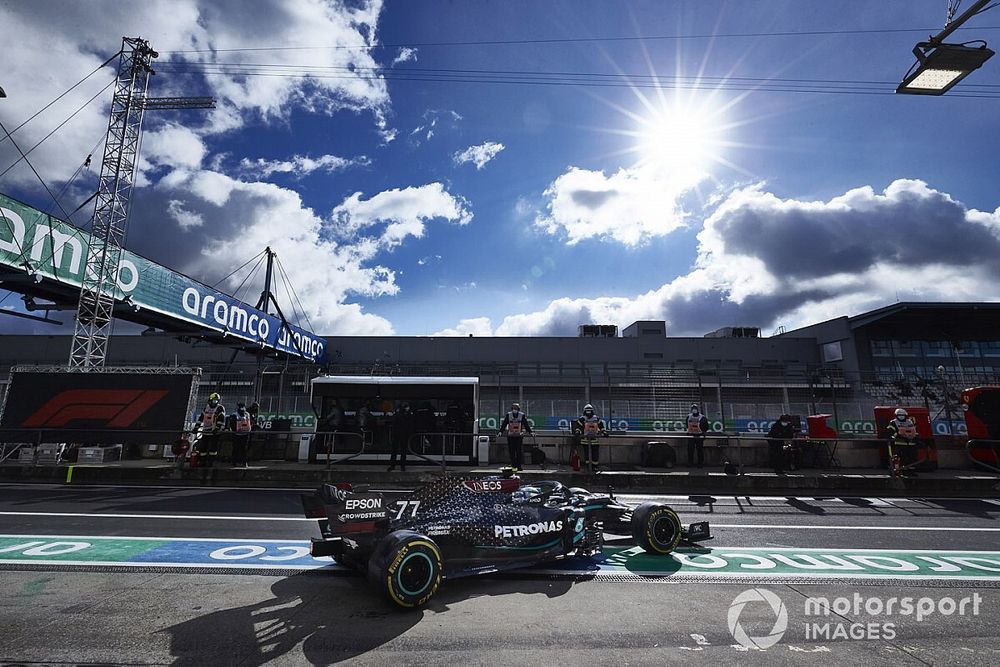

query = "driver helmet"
[
  {"left": 690, "top": 403, "right": 700, "bottom": 415},
  {"left": 583, "top": 403, "right": 595, "bottom": 416},
  {"left": 208, "top": 392, "right": 221, "bottom": 407},
  {"left": 895, "top": 408, "right": 908, "bottom": 420}
]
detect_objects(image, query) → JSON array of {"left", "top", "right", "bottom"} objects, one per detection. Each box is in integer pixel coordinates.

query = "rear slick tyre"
[
  {"left": 631, "top": 502, "right": 683, "bottom": 555},
  {"left": 371, "top": 530, "right": 443, "bottom": 609}
]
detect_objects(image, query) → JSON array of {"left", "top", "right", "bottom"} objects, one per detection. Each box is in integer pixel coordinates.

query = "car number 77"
[{"left": 393, "top": 500, "right": 421, "bottom": 519}]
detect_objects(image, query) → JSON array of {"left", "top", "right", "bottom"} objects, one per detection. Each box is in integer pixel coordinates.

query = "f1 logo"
[{"left": 23, "top": 389, "right": 168, "bottom": 427}]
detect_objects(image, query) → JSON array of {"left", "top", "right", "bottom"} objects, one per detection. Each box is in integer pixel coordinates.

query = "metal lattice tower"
[
  {"left": 68, "top": 37, "right": 156, "bottom": 369},
  {"left": 68, "top": 38, "right": 213, "bottom": 369}
]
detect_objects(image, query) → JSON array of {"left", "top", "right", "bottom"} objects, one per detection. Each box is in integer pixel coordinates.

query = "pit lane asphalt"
[
  {"left": 1, "top": 482, "right": 999, "bottom": 551},
  {"left": 3, "top": 483, "right": 1000, "bottom": 665}
]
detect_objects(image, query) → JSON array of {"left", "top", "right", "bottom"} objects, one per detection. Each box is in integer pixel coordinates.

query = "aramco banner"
[{"left": 0, "top": 193, "right": 325, "bottom": 362}]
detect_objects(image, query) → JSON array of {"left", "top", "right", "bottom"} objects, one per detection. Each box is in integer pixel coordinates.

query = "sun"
[{"left": 631, "top": 102, "right": 728, "bottom": 177}]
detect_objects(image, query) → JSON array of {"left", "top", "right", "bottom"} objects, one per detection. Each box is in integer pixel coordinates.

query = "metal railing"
[
  {"left": 405, "top": 431, "right": 477, "bottom": 471},
  {"left": 313, "top": 431, "right": 366, "bottom": 468}
]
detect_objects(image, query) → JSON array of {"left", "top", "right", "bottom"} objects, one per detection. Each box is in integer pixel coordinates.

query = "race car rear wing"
[{"left": 301, "top": 483, "right": 388, "bottom": 537}]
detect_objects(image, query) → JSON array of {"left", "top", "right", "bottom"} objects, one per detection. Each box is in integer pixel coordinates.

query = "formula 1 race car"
[{"left": 301, "top": 472, "right": 711, "bottom": 608}]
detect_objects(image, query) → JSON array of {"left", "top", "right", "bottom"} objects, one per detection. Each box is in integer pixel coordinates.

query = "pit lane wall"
[
  {"left": 0, "top": 193, "right": 325, "bottom": 363},
  {"left": 503, "top": 431, "right": 973, "bottom": 470}
]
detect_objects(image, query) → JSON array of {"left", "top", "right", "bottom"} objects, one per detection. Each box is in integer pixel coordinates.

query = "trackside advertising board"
[
  {"left": 0, "top": 193, "right": 325, "bottom": 363},
  {"left": 0, "top": 371, "right": 196, "bottom": 440}
]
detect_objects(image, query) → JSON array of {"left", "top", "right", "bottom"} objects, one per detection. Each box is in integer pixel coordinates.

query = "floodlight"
[{"left": 897, "top": 42, "right": 994, "bottom": 95}]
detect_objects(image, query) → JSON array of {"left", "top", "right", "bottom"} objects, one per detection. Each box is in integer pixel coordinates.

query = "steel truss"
[{"left": 68, "top": 37, "right": 156, "bottom": 369}]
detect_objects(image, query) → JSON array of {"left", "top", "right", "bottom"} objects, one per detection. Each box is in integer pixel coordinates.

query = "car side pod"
[{"left": 685, "top": 521, "right": 712, "bottom": 542}]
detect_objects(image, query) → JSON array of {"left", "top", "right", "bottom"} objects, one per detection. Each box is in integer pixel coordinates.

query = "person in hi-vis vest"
[
  {"left": 229, "top": 402, "right": 253, "bottom": 468},
  {"left": 498, "top": 402, "right": 533, "bottom": 471},
  {"left": 886, "top": 408, "right": 920, "bottom": 475},
  {"left": 686, "top": 403, "right": 710, "bottom": 468},
  {"left": 573, "top": 404, "right": 606, "bottom": 472},
  {"left": 193, "top": 392, "right": 226, "bottom": 467}
]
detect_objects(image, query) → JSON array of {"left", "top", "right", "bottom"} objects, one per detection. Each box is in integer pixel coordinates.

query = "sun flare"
[{"left": 632, "top": 104, "right": 727, "bottom": 177}]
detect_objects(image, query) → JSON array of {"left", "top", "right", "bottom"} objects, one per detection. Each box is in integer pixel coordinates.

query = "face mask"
[{"left": 780, "top": 421, "right": 789, "bottom": 426}]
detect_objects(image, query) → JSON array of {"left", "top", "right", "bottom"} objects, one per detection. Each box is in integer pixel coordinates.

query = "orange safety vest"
[
  {"left": 890, "top": 419, "right": 917, "bottom": 444},
  {"left": 687, "top": 414, "right": 704, "bottom": 434},
  {"left": 235, "top": 414, "right": 252, "bottom": 433},
  {"left": 582, "top": 416, "right": 601, "bottom": 437},
  {"left": 506, "top": 412, "right": 525, "bottom": 436},
  {"left": 201, "top": 407, "right": 217, "bottom": 430}
]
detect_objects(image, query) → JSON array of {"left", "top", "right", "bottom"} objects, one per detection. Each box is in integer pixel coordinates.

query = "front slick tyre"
[
  {"left": 631, "top": 502, "right": 683, "bottom": 554},
  {"left": 370, "top": 530, "right": 443, "bottom": 609}
]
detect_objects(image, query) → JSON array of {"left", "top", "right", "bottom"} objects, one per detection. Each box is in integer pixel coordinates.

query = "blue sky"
[{"left": 2, "top": 0, "right": 1000, "bottom": 338}]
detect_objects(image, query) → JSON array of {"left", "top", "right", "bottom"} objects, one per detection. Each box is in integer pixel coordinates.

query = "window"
[
  {"left": 982, "top": 341, "right": 1000, "bottom": 357},
  {"left": 821, "top": 341, "right": 843, "bottom": 363},
  {"left": 891, "top": 340, "right": 919, "bottom": 357},
  {"left": 957, "top": 341, "right": 981, "bottom": 357},
  {"left": 871, "top": 340, "right": 892, "bottom": 357}
]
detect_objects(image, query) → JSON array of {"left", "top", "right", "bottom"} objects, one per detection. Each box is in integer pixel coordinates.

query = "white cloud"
[
  {"left": 154, "top": 169, "right": 398, "bottom": 335},
  {"left": 331, "top": 183, "right": 472, "bottom": 251},
  {"left": 166, "top": 199, "right": 204, "bottom": 230},
  {"left": 0, "top": 1, "right": 391, "bottom": 187},
  {"left": 455, "top": 179, "right": 1000, "bottom": 336},
  {"left": 453, "top": 141, "right": 505, "bottom": 170},
  {"left": 408, "top": 109, "right": 463, "bottom": 144},
  {"left": 536, "top": 164, "right": 706, "bottom": 246},
  {"left": 417, "top": 254, "right": 442, "bottom": 266},
  {"left": 391, "top": 47, "right": 417, "bottom": 66},
  {"left": 238, "top": 154, "right": 369, "bottom": 179},
  {"left": 143, "top": 125, "right": 207, "bottom": 171},
  {"left": 433, "top": 317, "right": 494, "bottom": 337}
]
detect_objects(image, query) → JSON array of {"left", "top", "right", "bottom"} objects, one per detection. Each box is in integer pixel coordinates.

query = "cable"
[
  {"left": 229, "top": 253, "right": 267, "bottom": 306},
  {"left": 212, "top": 249, "right": 267, "bottom": 289},
  {"left": 275, "top": 258, "right": 302, "bottom": 328},
  {"left": 0, "top": 78, "right": 115, "bottom": 180},
  {"left": 160, "top": 25, "right": 1000, "bottom": 54},
  {"left": 48, "top": 133, "right": 106, "bottom": 222},
  {"left": 0, "top": 50, "right": 119, "bottom": 146},
  {"left": 275, "top": 255, "right": 314, "bottom": 332},
  {"left": 0, "top": 118, "right": 73, "bottom": 222},
  {"left": 158, "top": 61, "right": 917, "bottom": 87},
  {"left": 153, "top": 61, "right": 1000, "bottom": 97}
]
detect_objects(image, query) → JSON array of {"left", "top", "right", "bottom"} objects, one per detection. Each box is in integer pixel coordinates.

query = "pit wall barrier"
[
  {"left": 0, "top": 427, "right": 315, "bottom": 465},
  {"left": 0, "top": 428, "right": 980, "bottom": 471},
  {"left": 501, "top": 431, "right": 973, "bottom": 470}
]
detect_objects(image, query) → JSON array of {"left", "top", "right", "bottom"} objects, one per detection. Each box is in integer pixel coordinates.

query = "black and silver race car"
[{"left": 302, "top": 472, "right": 711, "bottom": 608}]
